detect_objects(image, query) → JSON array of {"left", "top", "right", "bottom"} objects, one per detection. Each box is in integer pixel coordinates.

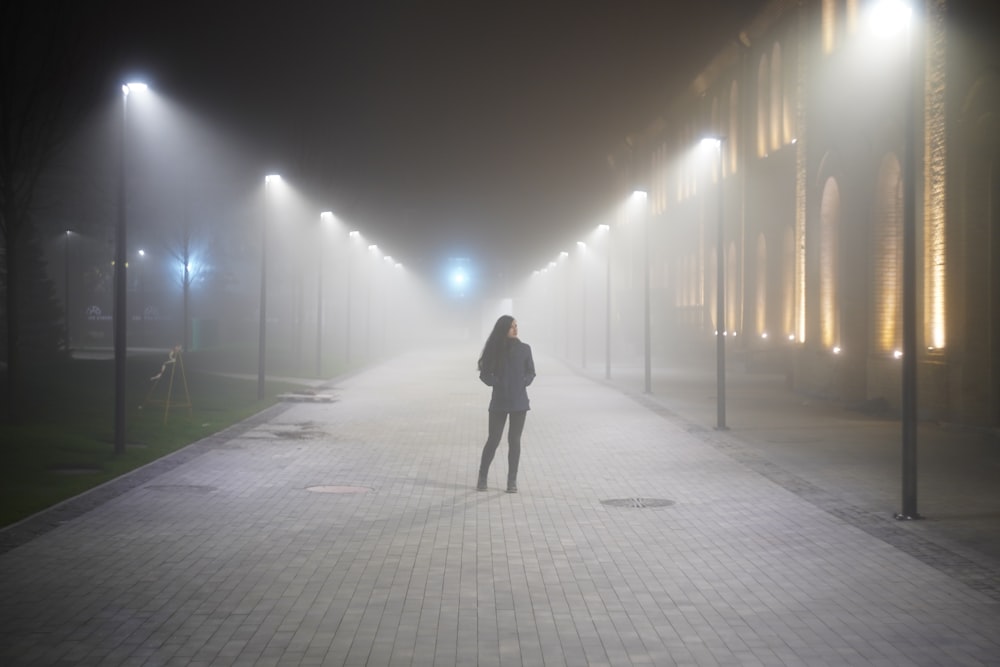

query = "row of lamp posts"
[
  {"left": 543, "top": 0, "right": 920, "bottom": 518},
  {"left": 114, "top": 85, "right": 399, "bottom": 454},
  {"left": 113, "top": 0, "right": 919, "bottom": 517}
]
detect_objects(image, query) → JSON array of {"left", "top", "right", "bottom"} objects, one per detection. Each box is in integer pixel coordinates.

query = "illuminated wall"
[
  {"left": 819, "top": 177, "right": 840, "bottom": 349},
  {"left": 873, "top": 154, "right": 903, "bottom": 354},
  {"left": 924, "top": 0, "right": 947, "bottom": 350}
]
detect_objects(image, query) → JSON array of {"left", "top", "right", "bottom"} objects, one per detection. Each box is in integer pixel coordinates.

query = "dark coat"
[{"left": 479, "top": 339, "right": 535, "bottom": 412}]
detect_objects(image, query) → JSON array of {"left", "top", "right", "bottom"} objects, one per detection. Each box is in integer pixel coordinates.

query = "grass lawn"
[{"left": 0, "top": 346, "right": 343, "bottom": 528}]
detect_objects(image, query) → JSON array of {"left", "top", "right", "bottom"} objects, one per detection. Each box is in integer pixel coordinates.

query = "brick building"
[{"left": 573, "top": 0, "right": 998, "bottom": 427}]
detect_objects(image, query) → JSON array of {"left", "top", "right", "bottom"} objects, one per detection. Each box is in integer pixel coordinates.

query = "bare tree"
[{"left": 0, "top": 1, "right": 111, "bottom": 421}]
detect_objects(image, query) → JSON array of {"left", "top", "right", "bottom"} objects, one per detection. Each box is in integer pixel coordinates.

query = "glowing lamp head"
[
  {"left": 122, "top": 82, "right": 148, "bottom": 96},
  {"left": 869, "top": 0, "right": 912, "bottom": 38}
]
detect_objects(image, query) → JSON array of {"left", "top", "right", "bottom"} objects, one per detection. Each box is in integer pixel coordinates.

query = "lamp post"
[
  {"left": 367, "top": 244, "right": 377, "bottom": 359},
  {"left": 872, "top": 0, "right": 921, "bottom": 520},
  {"left": 599, "top": 224, "right": 611, "bottom": 379},
  {"left": 115, "top": 82, "right": 146, "bottom": 456},
  {"left": 257, "top": 174, "right": 280, "bottom": 400},
  {"left": 701, "top": 136, "right": 727, "bottom": 430},
  {"left": 317, "top": 211, "right": 333, "bottom": 377},
  {"left": 346, "top": 230, "right": 359, "bottom": 363},
  {"left": 64, "top": 230, "right": 72, "bottom": 350},
  {"left": 137, "top": 249, "right": 146, "bottom": 347},
  {"left": 577, "top": 241, "right": 587, "bottom": 369},
  {"left": 632, "top": 190, "right": 651, "bottom": 394}
]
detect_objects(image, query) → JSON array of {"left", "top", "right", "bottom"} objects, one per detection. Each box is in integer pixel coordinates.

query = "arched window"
[
  {"left": 770, "top": 43, "right": 783, "bottom": 152},
  {"left": 757, "top": 55, "right": 769, "bottom": 157},
  {"left": 783, "top": 226, "right": 795, "bottom": 338},
  {"left": 822, "top": 0, "right": 836, "bottom": 54},
  {"left": 782, "top": 49, "right": 794, "bottom": 145},
  {"left": 729, "top": 80, "right": 739, "bottom": 173},
  {"left": 711, "top": 96, "right": 721, "bottom": 182},
  {"left": 846, "top": 0, "right": 860, "bottom": 35},
  {"left": 710, "top": 247, "right": 719, "bottom": 332},
  {"left": 873, "top": 154, "right": 903, "bottom": 354},
  {"left": 820, "top": 177, "right": 840, "bottom": 349},
  {"left": 728, "top": 242, "right": 738, "bottom": 335}
]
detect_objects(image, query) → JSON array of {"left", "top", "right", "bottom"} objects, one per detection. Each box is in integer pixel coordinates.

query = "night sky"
[{"left": 110, "top": 1, "right": 766, "bottom": 289}]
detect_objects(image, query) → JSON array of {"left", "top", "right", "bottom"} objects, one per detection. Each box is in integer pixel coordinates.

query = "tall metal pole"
[
  {"left": 897, "top": 5, "right": 921, "bottom": 521},
  {"left": 346, "top": 232, "right": 356, "bottom": 363},
  {"left": 317, "top": 213, "right": 331, "bottom": 378},
  {"left": 604, "top": 226, "right": 612, "bottom": 380},
  {"left": 714, "top": 138, "right": 728, "bottom": 431},
  {"left": 639, "top": 191, "right": 651, "bottom": 394},
  {"left": 257, "top": 176, "right": 275, "bottom": 399},
  {"left": 580, "top": 244, "right": 587, "bottom": 369},
  {"left": 64, "top": 231, "right": 71, "bottom": 350},
  {"left": 114, "top": 87, "right": 130, "bottom": 456}
]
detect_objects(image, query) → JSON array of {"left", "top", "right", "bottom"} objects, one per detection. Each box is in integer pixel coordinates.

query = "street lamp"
[
  {"left": 346, "top": 230, "right": 359, "bottom": 363},
  {"left": 64, "top": 230, "right": 72, "bottom": 350},
  {"left": 599, "top": 223, "right": 611, "bottom": 380},
  {"left": 701, "top": 136, "right": 727, "bottom": 430},
  {"left": 115, "top": 81, "right": 147, "bottom": 456},
  {"left": 367, "top": 244, "right": 378, "bottom": 359},
  {"left": 577, "top": 241, "right": 587, "bottom": 369},
  {"left": 631, "top": 189, "right": 651, "bottom": 394},
  {"left": 257, "top": 174, "right": 281, "bottom": 399},
  {"left": 317, "top": 211, "right": 333, "bottom": 377},
  {"left": 137, "top": 249, "right": 146, "bottom": 347},
  {"left": 870, "top": 0, "right": 921, "bottom": 520}
]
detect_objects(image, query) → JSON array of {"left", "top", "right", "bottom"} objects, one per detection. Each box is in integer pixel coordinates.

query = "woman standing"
[{"left": 477, "top": 315, "right": 535, "bottom": 493}]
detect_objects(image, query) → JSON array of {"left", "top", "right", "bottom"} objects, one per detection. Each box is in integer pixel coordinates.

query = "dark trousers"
[{"left": 479, "top": 410, "right": 526, "bottom": 480}]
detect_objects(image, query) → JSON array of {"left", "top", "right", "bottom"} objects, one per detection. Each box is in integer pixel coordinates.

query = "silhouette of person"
[{"left": 477, "top": 315, "right": 535, "bottom": 493}]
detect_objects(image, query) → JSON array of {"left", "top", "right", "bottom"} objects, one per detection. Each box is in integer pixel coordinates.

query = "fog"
[{"left": 36, "top": 73, "right": 737, "bottom": 391}]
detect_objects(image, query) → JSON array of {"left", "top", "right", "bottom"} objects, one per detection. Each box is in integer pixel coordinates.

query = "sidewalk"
[
  {"left": 1, "top": 344, "right": 999, "bottom": 666},
  {"left": 586, "top": 357, "right": 1000, "bottom": 565}
]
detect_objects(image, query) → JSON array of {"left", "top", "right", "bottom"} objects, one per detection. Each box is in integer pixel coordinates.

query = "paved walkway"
[{"left": 2, "top": 344, "right": 999, "bottom": 666}]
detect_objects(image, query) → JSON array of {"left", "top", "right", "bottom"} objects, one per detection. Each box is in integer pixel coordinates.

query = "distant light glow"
[
  {"left": 833, "top": 346, "right": 842, "bottom": 355},
  {"left": 122, "top": 82, "right": 148, "bottom": 96},
  {"left": 761, "top": 332, "right": 769, "bottom": 339},
  {"left": 320, "top": 211, "right": 333, "bottom": 221},
  {"left": 265, "top": 174, "right": 281, "bottom": 184},
  {"left": 598, "top": 224, "right": 610, "bottom": 232},
  {"left": 893, "top": 349, "right": 903, "bottom": 359},
  {"left": 869, "top": 0, "right": 911, "bottom": 38},
  {"left": 349, "top": 230, "right": 360, "bottom": 238},
  {"left": 138, "top": 249, "right": 145, "bottom": 257}
]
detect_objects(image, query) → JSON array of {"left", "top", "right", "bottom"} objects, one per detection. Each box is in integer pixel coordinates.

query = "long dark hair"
[{"left": 478, "top": 315, "right": 515, "bottom": 373}]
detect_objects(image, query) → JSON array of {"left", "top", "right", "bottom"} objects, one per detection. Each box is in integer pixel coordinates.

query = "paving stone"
[{"left": 2, "top": 345, "right": 999, "bottom": 666}]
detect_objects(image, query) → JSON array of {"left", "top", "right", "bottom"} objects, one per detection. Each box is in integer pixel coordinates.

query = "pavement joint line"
[{"left": 611, "top": 380, "right": 1000, "bottom": 604}]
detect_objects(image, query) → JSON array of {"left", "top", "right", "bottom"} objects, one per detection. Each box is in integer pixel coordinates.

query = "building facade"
[{"left": 604, "top": 0, "right": 1000, "bottom": 427}]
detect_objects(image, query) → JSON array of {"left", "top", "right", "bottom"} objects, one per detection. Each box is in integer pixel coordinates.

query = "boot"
[
  {"left": 506, "top": 475, "right": 517, "bottom": 494},
  {"left": 477, "top": 471, "right": 488, "bottom": 491}
]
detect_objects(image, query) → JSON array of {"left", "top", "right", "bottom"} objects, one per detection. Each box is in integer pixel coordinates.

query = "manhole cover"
[
  {"left": 306, "top": 485, "right": 372, "bottom": 494},
  {"left": 601, "top": 497, "right": 675, "bottom": 508}
]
